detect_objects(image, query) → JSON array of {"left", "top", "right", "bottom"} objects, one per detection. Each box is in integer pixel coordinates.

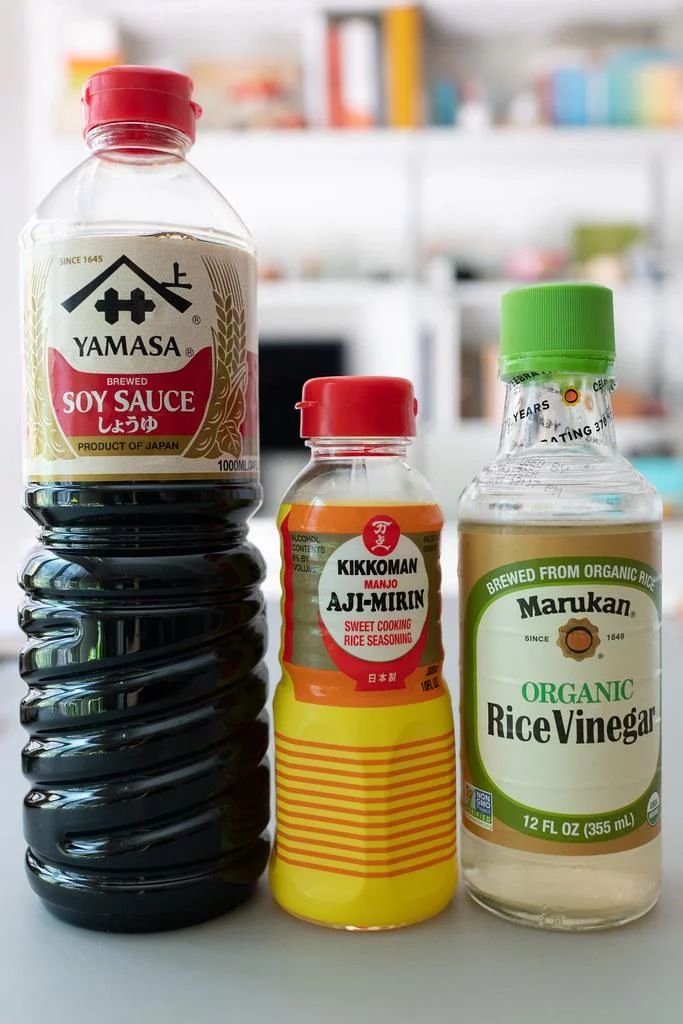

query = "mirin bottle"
[
  {"left": 459, "top": 284, "right": 662, "bottom": 930},
  {"left": 270, "top": 376, "right": 457, "bottom": 928}
]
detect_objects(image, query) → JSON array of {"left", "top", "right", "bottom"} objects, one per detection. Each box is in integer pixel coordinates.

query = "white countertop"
[{"left": 0, "top": 601, "right": 681, "bottom": 1023}]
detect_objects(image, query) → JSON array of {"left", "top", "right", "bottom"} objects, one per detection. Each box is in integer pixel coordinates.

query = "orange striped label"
[{"left": 274, "top": 730, "right": 456, "bottom": 878}]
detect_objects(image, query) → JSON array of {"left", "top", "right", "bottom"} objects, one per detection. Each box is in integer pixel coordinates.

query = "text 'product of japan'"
[
  {"left": 459, "top": 283, "right": 662, "bottom": 930},
  {"left": 19, "top": 66, "right": 269, "bottom": 931},
  {"left": 270, "top": 376, "right": 457, "bottom": 928}
]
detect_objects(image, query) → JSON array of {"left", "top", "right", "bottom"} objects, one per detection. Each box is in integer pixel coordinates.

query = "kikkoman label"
[
  {"left": 460, "top": 525, "right": 662, "bottom": 856},
  {"left": 23, "top": 235, "right": 258, "bottom": 482},
  {"left": 279, "top": 504, "right": 445, "bottom": 707}
]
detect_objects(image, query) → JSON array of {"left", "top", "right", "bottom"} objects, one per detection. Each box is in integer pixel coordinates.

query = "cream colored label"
[
  {"left": 460, "top": 526, "right": 662, "bottom": 856},
  {"left": 23, "top": 235, "right": 258, "bottom": 482}
]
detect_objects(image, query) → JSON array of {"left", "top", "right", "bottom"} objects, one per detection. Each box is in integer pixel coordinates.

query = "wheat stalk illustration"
[
  {"left": 184, "top": 256, "right": 248, "bottom": 459},
  {"left": 24, "top": 259, "right": 74, "bottom": 461}
]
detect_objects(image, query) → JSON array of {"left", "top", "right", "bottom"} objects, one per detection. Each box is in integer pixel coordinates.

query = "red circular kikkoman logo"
[{"left": 362, "top": 515, "right": 401, "bottom": 555}]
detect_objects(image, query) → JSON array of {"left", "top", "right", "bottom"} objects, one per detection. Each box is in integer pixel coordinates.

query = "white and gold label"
[{"left": 23, "top": 234, "right": 258, "bottom": 482}]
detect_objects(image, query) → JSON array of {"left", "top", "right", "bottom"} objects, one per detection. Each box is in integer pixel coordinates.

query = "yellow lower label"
[
  {"left": 270, "top": 691, "right": 457, "bottom": 928},
  {"left": 275, "top": 728, "right": 456, "bottom": 879}
]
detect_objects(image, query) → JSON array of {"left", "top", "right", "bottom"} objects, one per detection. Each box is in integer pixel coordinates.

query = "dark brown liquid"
[{"left": 19, "top": 480, "right": 269, "bottom": 932}]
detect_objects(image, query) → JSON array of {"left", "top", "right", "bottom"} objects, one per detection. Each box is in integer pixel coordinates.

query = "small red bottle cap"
[
  {"left": 297, "top": 376, "right": 418, "bottom": 438},
  {"left": 82, "top": 66, "right": 202, "bottom": 142}
]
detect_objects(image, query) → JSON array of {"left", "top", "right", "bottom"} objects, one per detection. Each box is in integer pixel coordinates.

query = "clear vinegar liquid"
[
  {"left": 462, "top": 833, "right": 661, "bottom": 931},
  {"left": 460, "top": 522, "right": 661, "bottom": 932}
]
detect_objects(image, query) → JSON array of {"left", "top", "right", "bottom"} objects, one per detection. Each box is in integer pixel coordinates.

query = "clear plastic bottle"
[
  {"left": 459, "top": 284, "right": 662, "bottom": 930},
  {"left": 19, "top": 67, "right": 269, "bottom": 931},
  {"left": 270, "top": 377, "right": 457, "bottom": 928}
]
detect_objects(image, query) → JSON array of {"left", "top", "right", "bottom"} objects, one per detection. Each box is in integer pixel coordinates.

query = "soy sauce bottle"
[{"left": 19, "top": 67, "right": 269, "bottom": 931}]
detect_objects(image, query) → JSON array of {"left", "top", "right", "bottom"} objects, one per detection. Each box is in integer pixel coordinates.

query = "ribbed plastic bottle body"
[
  {"left": 458, "top": 374, "right": 662, "bottom": 930},
  {"left": 270, "top": 440, "right": 457, "bottom": 929},
  {"left": 19, "top": 124, "right": 269, "bottom": 931}
]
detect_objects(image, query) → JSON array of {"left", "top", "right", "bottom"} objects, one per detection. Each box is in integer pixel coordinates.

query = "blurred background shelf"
[
  {"left": 197, "top": 126, "right": 683, "bottom": 156},
  {"left": 0, "top": 0, "right": 679, "bottom": 639},
  {"left": 39, "top": 126, "right": 683, "bottom": 191}
]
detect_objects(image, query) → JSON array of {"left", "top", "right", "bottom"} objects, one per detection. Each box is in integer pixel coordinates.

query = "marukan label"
[
  {"left": 23, "top": 235, "right": 258, "bottom": 482},
  {"left": 460, "top": 526, "right": 662, "bottom": 856},
  {"left": 279, "top": 503, "right": 445, "bottom": 707}
]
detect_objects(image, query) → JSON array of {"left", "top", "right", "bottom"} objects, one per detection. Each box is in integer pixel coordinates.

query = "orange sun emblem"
[
  {"left": 557, "top": 618, "right": 600, "bottom": 661},
  {"left": 562, "top": 387, "right": 581, "bottom": 407}
]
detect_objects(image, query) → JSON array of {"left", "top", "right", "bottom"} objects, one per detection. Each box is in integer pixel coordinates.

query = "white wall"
[{"left": 0, "top": 2, "right": 33, "bottom": 648}]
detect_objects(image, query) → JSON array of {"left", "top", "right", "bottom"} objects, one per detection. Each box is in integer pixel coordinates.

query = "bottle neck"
[
  {"left": 308, "top": 438, "right": 411, "bottom": 459},
  {"left": 498, "top": 373, "right": 617, "bottom": 455},
  {"left": 86, "top": 122, "right": 191, "bottom": 160}
]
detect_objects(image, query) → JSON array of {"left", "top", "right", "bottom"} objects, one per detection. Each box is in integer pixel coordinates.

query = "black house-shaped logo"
[{"left": 62, "top": 255, "right": 193, "bottom": 325}]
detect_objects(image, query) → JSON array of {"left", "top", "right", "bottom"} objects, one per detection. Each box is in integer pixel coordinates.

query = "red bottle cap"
[
  {"left": 82, "top": 66, "right": 202, "bottom": 142},
  {"left": 297, "top": 377, "right": 418, "bottom": 438}
]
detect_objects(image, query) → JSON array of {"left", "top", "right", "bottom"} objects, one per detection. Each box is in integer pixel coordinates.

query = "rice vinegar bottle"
[
  {"left": 459, "top": 283, "right": 662, "bottom": 930},
  {"left": 271, "top": 376, "right": 457, "bottom": 928}
]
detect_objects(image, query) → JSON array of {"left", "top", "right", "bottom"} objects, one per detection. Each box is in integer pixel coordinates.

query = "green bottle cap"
[{"left": 499, "top": 282, "right": 615, "bottom": 379}]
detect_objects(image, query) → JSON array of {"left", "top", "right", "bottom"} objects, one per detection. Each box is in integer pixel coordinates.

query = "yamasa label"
[
  {"left": 23, "top": 235, "right": 258, "bottom": 482},
  {"left": 280, "top": 504, "right": 445, "bottom": 707},
  {"left": 460, "top": 528, "right": 662, "bottom": 856}
]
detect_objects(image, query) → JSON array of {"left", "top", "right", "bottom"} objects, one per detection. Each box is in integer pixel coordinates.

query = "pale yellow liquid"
[{"left": 460, "top": 522, "right": 661, "bottom": 931}]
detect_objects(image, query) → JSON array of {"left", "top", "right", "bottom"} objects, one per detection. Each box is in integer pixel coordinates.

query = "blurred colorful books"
[
  {"left": 53, "top": 8, "right": 683, "bottom": 133},
  {"left": 538, "top": 48, "right": 683, "bottom": 128},
  {"left": 310, "top": 6, "right": 423, "bottom": 129}
]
